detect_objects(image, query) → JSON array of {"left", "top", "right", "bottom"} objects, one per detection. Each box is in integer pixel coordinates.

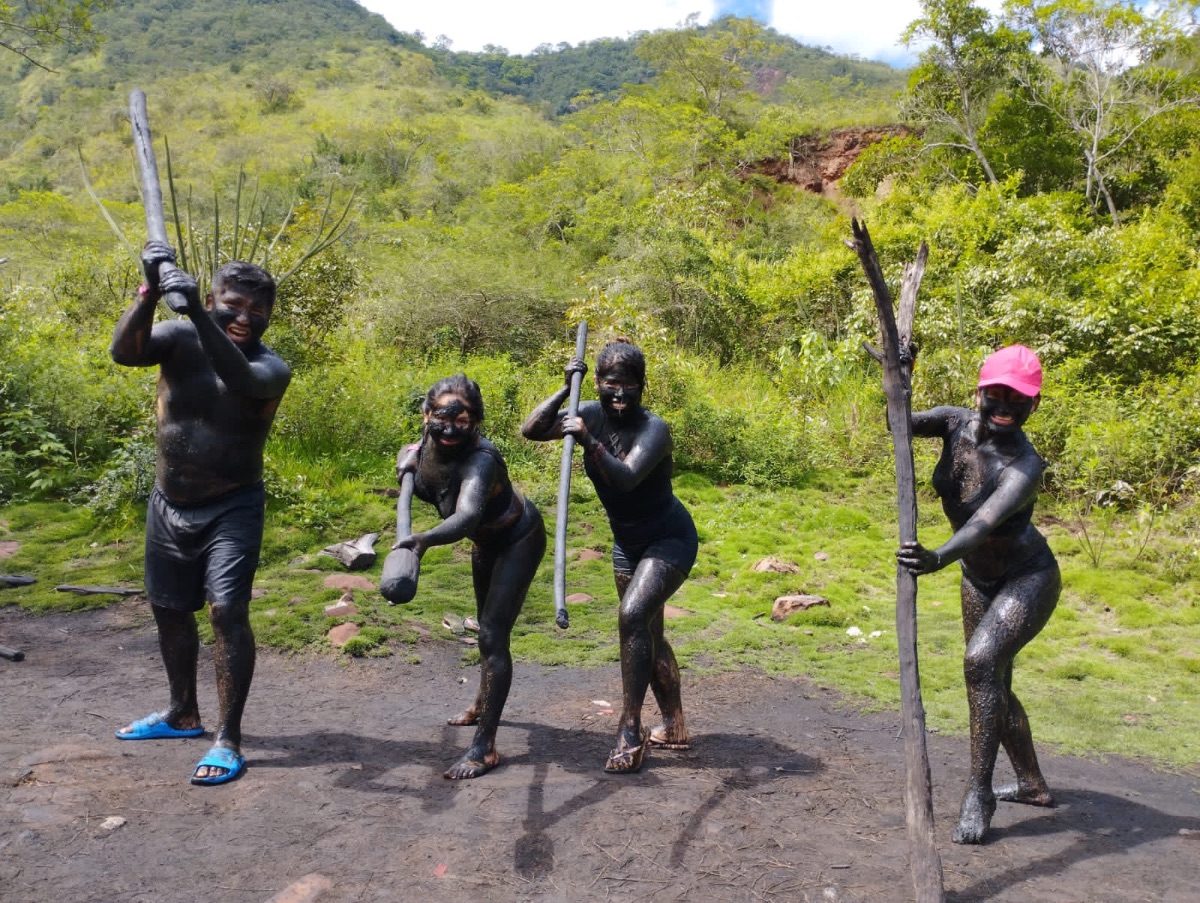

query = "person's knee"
[
  {"left": 476, "top": 622, "right": 511, "bottom": 659},
  {"left": 208, "top": 600, "right": 250, "bottom": 633},
  {"left": 962, "top": 644, "right": 1000, "bottom": 686}
]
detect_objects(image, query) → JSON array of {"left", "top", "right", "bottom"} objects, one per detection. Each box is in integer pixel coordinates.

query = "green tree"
[
  {"left": 901, "top": 0, "right": 1031, "bottom": 186},
  {"left": 1, "top": 0, "right": 110, "bottom": 69},
  {"left": 634, "top": 15, "right": 772, "bottom": 119},
  {"left": 1005, "top": 0, "right": 1200, "bottom": 223}
]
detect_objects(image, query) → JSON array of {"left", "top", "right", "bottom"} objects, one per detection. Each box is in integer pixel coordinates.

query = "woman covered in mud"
[
  {"left": 393, "top": 374, "right": 545, "bottom": 779},
  {"left": 522, "top": 339, "right": 697, "bottom": 773},
  {"left": 896, "top": 344, "right": 1059, "bottom": 844}
]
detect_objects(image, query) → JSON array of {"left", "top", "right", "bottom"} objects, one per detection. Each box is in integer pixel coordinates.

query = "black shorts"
[
  {"left": 611, "top": 498, "right": 698, "bottom": 578},
  {"left": 144, "top": 483, "right": 265, "bottom": 612}
]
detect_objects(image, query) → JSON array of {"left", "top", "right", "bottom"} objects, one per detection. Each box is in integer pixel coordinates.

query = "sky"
[{"left": 357, "top": 0, "right": 1006, "bottom": 68}]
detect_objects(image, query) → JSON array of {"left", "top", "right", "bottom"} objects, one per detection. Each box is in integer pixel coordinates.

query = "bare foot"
[
  {"left": 995, "top": 782, "right": 1055, "bottom": 807},
  {"left": 604, "top": 728, "right": 649, "bottom": 774},
  {"left": 443, "top": 749, "right": 500, "bottom": 779},
  {"left": 647, "top": 721, "right": 690, "bottom": 750},
  {"left": 952, "top": 788, "right": 997, "bottom": 844},
  {"left": 447, "top": 705, "right": 479, "bottom": 726}
]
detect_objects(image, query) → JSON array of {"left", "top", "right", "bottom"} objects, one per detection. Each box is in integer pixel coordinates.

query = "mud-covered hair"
[
  {"left": 212, "top": 261, "right": 276, "bottom": 308},
  {"left": 423, "top": 373, "right": 485, "bottom": 422},
  {"left": 596, "top": 338, "right": 645, "bottom": 386}
]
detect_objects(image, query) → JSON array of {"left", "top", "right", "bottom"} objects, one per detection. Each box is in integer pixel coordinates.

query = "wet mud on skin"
[{"left": 2, "top": 601, "right": 1197, "bottom": 903}]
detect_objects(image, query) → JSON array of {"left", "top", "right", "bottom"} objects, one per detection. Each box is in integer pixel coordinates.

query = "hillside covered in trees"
[{"left": 1, "top": 0, "right": 1198, "bottom": 523}]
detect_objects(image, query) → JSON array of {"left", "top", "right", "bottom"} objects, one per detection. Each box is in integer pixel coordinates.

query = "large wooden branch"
[{"left": 847, "top": 218, "right": 942, "bottom": 903}]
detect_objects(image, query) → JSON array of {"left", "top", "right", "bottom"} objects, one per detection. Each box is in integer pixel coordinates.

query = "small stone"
[
  {"left": 771, "top": 594, "right": 831, "bottom": 620},
  {"left": 324, "top": 601, "right": 357, "bottom": 618},
  {"left": 846, "top": 626, "right": 863, "bottom": 637},
  {"left": 565, "top": 593, "right": 592, "bottom": 604},
  {"left": 99, "top": 816, "right": 127, "bottom": 832},
  {"left": 753, "top": 556, "right": 800, "bottom": 574},
  {"left": 322, "top": 574, "right": 375, "bottom": 591},
  {"left": 264, "top": 873, "right": 333, "bottom": 903},
  {"left": 814, "top": 551, "right": 829, "bottom": 561},
  {"left": 288, "top": 597, "right": 304, "bottom": 606},
  {"left": 327, "top": 623, "right": 360, "bottom": 646},
  {"left": 251, "top": 588, "right": 268, "bottom": 599}
]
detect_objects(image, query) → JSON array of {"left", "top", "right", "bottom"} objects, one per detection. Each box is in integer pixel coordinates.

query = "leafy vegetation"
[{"left": 1, "top": 0, "right": 1199, "bottom": 769}]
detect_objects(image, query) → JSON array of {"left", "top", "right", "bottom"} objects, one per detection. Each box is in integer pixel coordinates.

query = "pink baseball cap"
[{"left": 977, "top": 344, "right": 1042, "bottom": 397}]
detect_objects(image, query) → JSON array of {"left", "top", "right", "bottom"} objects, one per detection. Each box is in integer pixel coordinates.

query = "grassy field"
[{"left": 3, "top": 465, "right": 1199, "bottom": 770}]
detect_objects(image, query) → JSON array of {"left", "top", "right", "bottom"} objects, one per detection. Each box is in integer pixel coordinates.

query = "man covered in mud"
[{"left": 110, "top": 240, "right": 291, "bottom": 786}]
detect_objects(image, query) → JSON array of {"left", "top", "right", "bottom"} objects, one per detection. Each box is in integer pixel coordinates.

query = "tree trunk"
[{"left": 847, "top": 219, "right": 944, "bottom": 903}]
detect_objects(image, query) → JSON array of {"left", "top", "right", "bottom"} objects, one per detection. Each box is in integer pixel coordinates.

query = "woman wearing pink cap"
[{"left": 897, "top": 344, "right": 1059, "bottom": 844}]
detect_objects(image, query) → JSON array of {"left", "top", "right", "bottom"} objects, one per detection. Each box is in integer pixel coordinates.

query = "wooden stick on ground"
[
  {"left": 847, "top": 218, "right": 943, "bottom": 903},
  {"left": 553, "top": 322, "right": 589, "bottom": 630},
  {"left": 54, "top": 584, "right": 144, "bottom": 596}
]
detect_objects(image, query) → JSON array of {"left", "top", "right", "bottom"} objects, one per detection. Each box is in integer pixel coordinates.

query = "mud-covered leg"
[
  {"left": 606, "top": 558, "right": 686, "bottom": 772},
  {"left": 152, "top": 604, "right": 202, "bottom": 729},
  {"left": 445, "top": 511, "right": 544, "bottom": 780},
  {"left": 995, "top": 681, "right": 1054, "bottom": 807},
  {"left": 647, "top": 599, "right": 689, "bottom": 749},
  {"left": 194, "top": 601, "right": 255, "bottom": 781},
  {"left": 954, "top": 570, "right": 1057, "bottom": 844},
  {"left": 996, "top": 569, "right": 1059, "bottom": 807}
]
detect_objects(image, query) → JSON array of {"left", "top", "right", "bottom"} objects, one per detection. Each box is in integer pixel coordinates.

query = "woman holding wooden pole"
[
  {"left": 392, "top": 374, "right": 545, "bottom": 779},
  {"left": 897, "top": 345, "right": 1059, "bottom": 844},
  {"left": 523, "top": 339, "right": 697, "bottom": 773}
]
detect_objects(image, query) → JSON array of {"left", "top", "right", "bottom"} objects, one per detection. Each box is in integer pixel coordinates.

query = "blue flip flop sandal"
[
  {"left": 190, "top": 746, "right": 245, "bottom": 786},
  {"left": 116, "top": 713, "right": 205, "bottom": 741}
]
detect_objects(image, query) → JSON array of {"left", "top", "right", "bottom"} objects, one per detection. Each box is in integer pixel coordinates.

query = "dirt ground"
[{"left": 1, "top": 600, "right": 1197, "bottom": 903}]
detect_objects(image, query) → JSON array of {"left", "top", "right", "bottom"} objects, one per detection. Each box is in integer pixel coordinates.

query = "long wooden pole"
[
  {"left": 129, "top": 89, "right": 188, "bottom": 314},
  {"left": 847, "top": 219, "right": 943, "bottom": 903},
  {"left": 553, "top": 322, "right": 589, "bottom": 629}
]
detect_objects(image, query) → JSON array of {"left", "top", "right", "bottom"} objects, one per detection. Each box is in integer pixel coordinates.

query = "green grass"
[{"left": 3, "top": 471, "right": 1200, "bottom": 771}]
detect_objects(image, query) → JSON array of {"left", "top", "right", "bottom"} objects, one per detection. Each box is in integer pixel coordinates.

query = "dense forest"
[{"left": 1, "top": 0, "right": 1198, "bottom": 523}]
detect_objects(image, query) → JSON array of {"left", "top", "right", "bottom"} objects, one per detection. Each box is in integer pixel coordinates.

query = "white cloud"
[{"left": 357, "top": 1, "right": 1006, "bottom": 66}]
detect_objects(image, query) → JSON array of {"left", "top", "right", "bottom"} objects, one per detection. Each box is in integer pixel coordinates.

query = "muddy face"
[
  {"left": 424, "top": 393, "right": 478, "bottom": 457},
  {"left": 977, "top": 386, "right": 1037, "bottom": 435},
  {"left": 206, "top": 284, "right": 271, "bottom": 348},
  {"left": 596, "top": 363, "right": 642, "bottom": 422}
]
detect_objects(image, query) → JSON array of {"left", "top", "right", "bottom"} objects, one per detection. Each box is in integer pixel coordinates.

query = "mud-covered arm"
[
  {"left": 910, "top": 405, "right": 959, "bottom": 439},
  {"left": 395, "top": 443, "right": 421, "bottom": 480},
  {"left": 898, "top": 456, "right": 1041, "bottom": 574},
  {"left": 521, "top": 388, "right": 570, "bottom": 441},
  {"left": 161, "top": 269, "right": 291, "bottom": 401},
  {"left": 585, "top": 415, "right": 671, "bottom": 494},
  {"left": 393, "top": 452, "right": 494, "bottom": 556},
  {"left": 110, "top": 290, "right": 172, "bottom": 366},
  {"left": 111, "top": 240, "right": 180, "bottom": 366},
  {"left": 521, "top": 358, "right": 586, "bottom": 441}
]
